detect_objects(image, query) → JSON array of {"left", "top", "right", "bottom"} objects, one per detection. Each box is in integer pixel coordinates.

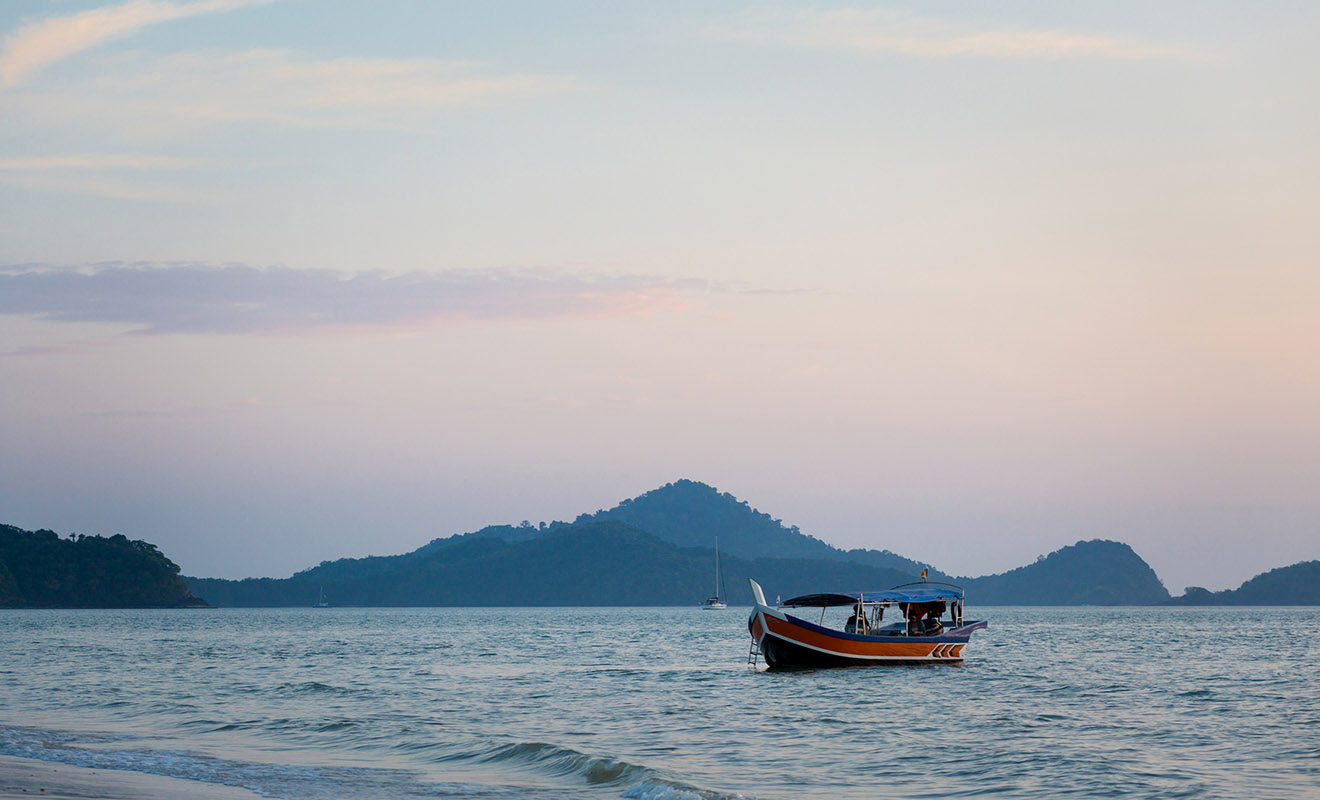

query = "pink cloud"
[{"left": 0, "top": 262, "right": 709, "bottom": 335}]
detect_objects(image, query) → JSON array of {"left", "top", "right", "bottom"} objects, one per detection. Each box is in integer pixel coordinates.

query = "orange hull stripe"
[
  {"left": 751, "top": 615, "right": 765, "bottom": 643},
  {"left": 763, "top": 614, "right": 937, "bottom": 659}
]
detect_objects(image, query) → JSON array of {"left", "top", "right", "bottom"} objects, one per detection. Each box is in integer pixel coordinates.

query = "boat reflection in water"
[{"left": 746, "top": 577, "right": 987, "bottom": 669}]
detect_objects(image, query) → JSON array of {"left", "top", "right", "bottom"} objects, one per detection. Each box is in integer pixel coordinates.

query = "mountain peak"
[
  {"left": 576, "top": 479, "right": 835, "bottom": 560},
  {"left": 961, "top": 538, "right": 1169, "bottom": 605},
  {"left": 611, "top": 479, "right": 730, "bottom": 509}
]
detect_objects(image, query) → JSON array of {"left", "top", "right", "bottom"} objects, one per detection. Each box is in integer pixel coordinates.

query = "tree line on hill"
[
  {"left": 1164, "top": 561, "right": 1320, "bottom": 605},
  {"left": 186, "top": 520, "right": 1171, "bottom": 608},
  {"left": 185, "top": 481, "right": 1172, "bottom": 607},
  {"left": 188, "top": 520, "right": 935, "bottom": 608},
  {"left": 4, "top": 480, "right": 1313, "bottom": 608},
  {"left": 0, "top": 523, "right": 205, "bottom": 608}
]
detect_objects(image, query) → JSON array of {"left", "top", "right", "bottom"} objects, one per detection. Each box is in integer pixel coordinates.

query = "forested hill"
[
  {"left": 960, "top": 540, "right": 1170, "bottom": 605},
  {"left": 186, "top": 528, "right": 1172, "bottom": 609},
  {"left": 187, "top": 521, "right": 917, "bottom": 607},
  {"left": 188, "top": 480, "right": 1174, "bottom": 606},
  {"left": 8, "top": 481, "right": 1295, "bottom": 608},
  {"left": 0, "top": 524, "right": 208, "bottom": 608},
  {"left": 287, "top": 479, "right": 938, "bottom": 587},
  {"left": 291, "top": 523, "right": 544, "bottom": 583},
  {"left": 575, "top": 479, "right": 942, "bottom": 578},
  {"left": 1165, "top": 561, "right": 1320, "bottom": 605}
]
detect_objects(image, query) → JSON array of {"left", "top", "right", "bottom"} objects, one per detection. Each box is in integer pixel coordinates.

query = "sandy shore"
[{"left": 0, "top": 755, "right": 263, "bottom": 800}]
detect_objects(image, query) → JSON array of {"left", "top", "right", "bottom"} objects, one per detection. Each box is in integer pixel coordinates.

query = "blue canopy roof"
[{"left": 781, "top": 583, "right": 964, "bottom": 607}]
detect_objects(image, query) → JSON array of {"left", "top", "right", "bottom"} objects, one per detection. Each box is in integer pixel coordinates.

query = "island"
[{"left": 0, "top": 524, "right": 209, "bottom": 608}]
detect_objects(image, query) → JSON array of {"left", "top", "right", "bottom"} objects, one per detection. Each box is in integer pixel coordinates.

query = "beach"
[{"left": 0, "top": 755, "right": 260, "bottom": 800}]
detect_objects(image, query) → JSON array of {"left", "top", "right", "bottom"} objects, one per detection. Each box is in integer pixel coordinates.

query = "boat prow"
[{"left": 747, "top": 578, "right": 987, "bottom": 669}]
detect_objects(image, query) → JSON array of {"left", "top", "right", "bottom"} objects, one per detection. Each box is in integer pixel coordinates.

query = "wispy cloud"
[
  {"left": 11, "top": 49, "right": 571, "bottom": 136},
  {"left": 0, "top": 0, "right": 266, "bottom": 89},
  {"left": 0, "top": 263, "right": 708, "bottom": 335},
  {"left": 704, "top": 9, "right": 1204, "bottom": 61},
  {"left": 0, "top": 155, "right": 213, "bottom": 201},
  {"left": 0, "top": 171, "right": 217, "bottom": 201},
  {"left": 0, "top": 154, "right": 195, "bottom": 170},
  {"left": 84, "top": 396, "right": 268, "bottom": 418}
]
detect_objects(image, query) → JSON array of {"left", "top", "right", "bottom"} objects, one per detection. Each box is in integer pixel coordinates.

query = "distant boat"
[
  {"left": 314, "top": 588, "right": 330, "bottom": 608},
  {"left": 702, "top": 536, "right": 727, "bottom": 609}
]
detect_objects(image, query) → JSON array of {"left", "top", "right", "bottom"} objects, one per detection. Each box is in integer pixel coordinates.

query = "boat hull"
[{"left": 749, "top": 605, "right": 987, "bottom": 669}]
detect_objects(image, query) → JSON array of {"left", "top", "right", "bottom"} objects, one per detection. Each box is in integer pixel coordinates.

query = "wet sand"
[{"left": 0, "top": 755, "right": 263, "bottom": 800}]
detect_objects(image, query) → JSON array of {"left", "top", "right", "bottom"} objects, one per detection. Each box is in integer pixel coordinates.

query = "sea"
[{"left": 1, "top": 606, "right": 1317, "bottom": 799}]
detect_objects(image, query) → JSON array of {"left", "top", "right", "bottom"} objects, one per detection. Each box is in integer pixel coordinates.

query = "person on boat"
[
  {"left": 904, "top": 603, "right": 921, "bottom": 635},
  {"left": 846, "top": 602, "right": 870, "bottom": 634},
  {"left": 905, "top": 601, "right": 947, "bottom": 635}
]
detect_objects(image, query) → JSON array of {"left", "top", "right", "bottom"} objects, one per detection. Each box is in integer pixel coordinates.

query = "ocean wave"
[
  {"left": 622, "top": 778, "right": 727, "bottom": 800},
  {"left": 461, "top": 740, "right": 749, "bottom": 799},
  {"left": 477, "top": 740, "right": 651, "bottom": 786},
  {"left": 0, "top": 724, "right": 584, "bottom": 799},
  {"left": 276, "top": 681, "right": 361, "bottom": 694},
  {"left": 623, "top": 777, "right": 761, "bottom": 800}
]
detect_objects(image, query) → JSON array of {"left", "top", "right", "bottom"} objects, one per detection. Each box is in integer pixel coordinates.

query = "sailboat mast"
[{"left": 715, "top": 536, "right": 721, "bottom": 600}]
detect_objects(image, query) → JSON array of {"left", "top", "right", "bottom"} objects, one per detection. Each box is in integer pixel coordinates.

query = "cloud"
[
  {"left": 704, "top": 9, "right": 1203, "bottom": 61},
  {"left": 0, "top": 154, "right": 195, "bottom": 169},
  {"left": 0, "top": 263, "right": 708, "bottom": 335},
  {"left": 0, "top": 154, "right": 219, "bottom": 201},
  {"left": 0, "top": 0, "right": 266, "bottom": 88},
  {"left": 0, "top": 172, "right": 217, "bottom": 201},
  {"left": 0, "top": 153, "right": 210, "bottom": 200},
  {"left": 11, "top": 49, "right": 571, "bottom": 136}
]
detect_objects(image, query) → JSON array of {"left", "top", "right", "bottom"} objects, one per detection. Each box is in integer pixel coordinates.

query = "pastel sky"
[{"left": 2, "top": 1, "right": 1317, "bottom": 593}]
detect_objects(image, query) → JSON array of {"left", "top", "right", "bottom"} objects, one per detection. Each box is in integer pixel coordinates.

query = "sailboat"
[
  {"left": 702, "top": 537, "right": 727, "bottom": 609},
  {"left": 314, "top": 587, "right": 330, "bottom": 608}
]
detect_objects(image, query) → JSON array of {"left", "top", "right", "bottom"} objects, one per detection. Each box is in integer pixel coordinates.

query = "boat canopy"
[{"left": 780, "top": 584, "right": 964, "bottom": 607}]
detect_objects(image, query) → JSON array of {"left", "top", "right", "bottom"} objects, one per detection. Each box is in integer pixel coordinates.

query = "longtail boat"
[{"left": 746, "top": 578, "right": 987, "bottom": 669}]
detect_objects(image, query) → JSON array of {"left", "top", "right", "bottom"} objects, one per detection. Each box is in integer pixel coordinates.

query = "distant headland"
[
  {"left": 5, "top": 480, "right": 1315, "bottom": 608},
  {"left": 0, "top": 524, "right": 209, "bottom": 608},
  {"left": 1163, "top": 561, "right": 1320, "bottom": 605}
]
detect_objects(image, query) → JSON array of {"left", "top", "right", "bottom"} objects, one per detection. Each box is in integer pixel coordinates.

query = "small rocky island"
[
  {"left": 1165, "top": 560, "right": 1320, "bottom": 605},
  {"left": 0, "top": 523, "right": 209, "bottom": 608}
]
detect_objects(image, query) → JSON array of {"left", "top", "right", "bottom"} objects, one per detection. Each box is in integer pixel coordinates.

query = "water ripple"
[{"left": 1, "top": 606, "right": 1317, "bottom": 799}]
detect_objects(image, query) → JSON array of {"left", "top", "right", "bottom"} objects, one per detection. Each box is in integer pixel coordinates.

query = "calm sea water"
[{"left": 1, "top": 606, "right": 1317, "bottom": 799}]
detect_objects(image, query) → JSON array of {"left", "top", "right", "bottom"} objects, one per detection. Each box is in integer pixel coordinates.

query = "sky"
[{"left": 1, "top": 1, "right": 1317, "bottom": 594}]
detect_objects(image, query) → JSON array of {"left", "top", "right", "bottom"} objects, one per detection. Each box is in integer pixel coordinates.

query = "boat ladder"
[{"left": 747, "top": 640, "right": 761, "bottom": 669}]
